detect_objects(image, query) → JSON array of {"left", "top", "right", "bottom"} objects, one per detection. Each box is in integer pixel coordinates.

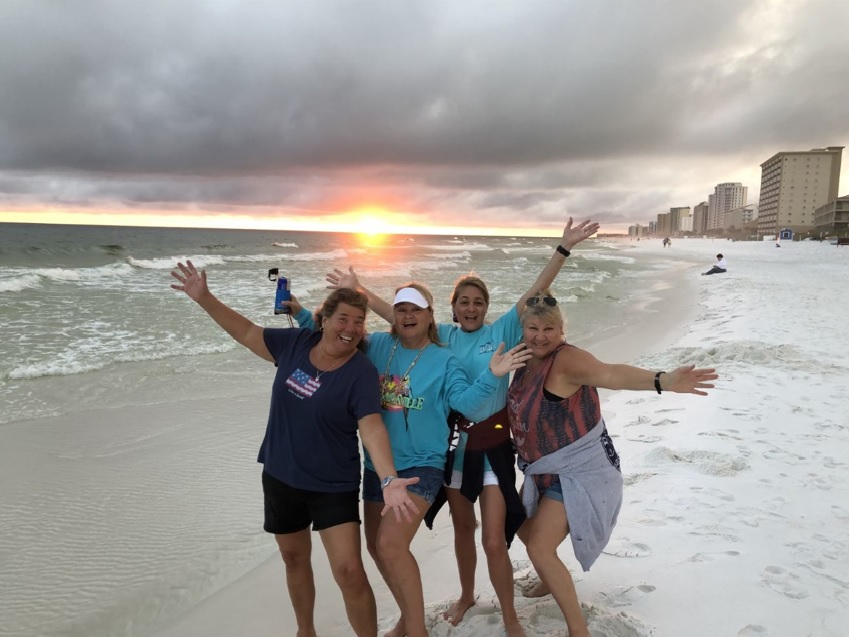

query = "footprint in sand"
[
  {"left": 698, "top": 429, "right": 743, "bottom": 440},
  {"left": 760, "top": 565, "right": 809, "bottom": 599},
  {"left": 625, "top": 434, "right": 661, "bottom": 443},
  {"left": 634, "top": 508, "right": 682, "bottom": 527},
  {"left": 602, "top": 540, "right": 652, "bottom": 558},
  {"left": 644, "top": 447, "right": 749, "bottom": 476},
  {"left": 688, "top": 525, "right": 740, "bottom": 543},
  {"left": 599, "top": 583, "right": 656, "bottom": 608},
  {"left": 802, "top": 473, "right": 832, "bottom": 491},
  {"left": 689, "top": 485, "right": 735, "bottom": 502},
  {"left": 687, "top": 550, "right": 740, "bottom": 562},
  {"left": 649, "top": 417, "right": 678, "bottom": 427},
  {"left": 831, "top": 505, "right": 849, "bottom": 521},
  {"left": 738, "top": 625, "right": 769, "bottom": 636},
  {"left": 583, "top": 604, "right": 654, "bottom": 637},
  {"left": 822, "top": 456, "right": 846, "bottom": 469},
  {"left": 624, "top": 472, "right": 656, "bottom": 486}
]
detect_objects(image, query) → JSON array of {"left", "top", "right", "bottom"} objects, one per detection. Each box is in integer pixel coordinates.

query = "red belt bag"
[{"left": 458, "top": 407, "right": 510, "bottom": 451}]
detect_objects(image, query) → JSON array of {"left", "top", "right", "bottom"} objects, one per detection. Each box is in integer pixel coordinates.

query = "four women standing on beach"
[{"left": 172, "top": 226, "right": 719, "bottom": 637}]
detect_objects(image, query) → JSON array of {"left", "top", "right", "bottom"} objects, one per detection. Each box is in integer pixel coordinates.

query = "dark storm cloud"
[{"left": 0, "top": 0, "right": 847, "bottom": 227}]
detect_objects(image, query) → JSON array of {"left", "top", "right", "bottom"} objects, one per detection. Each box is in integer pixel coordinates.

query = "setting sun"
[
  {"left": 357, "top": 214, "right": 386, "bottom": 237},
  {"left": 351, "top": 208, "right": 392, "bottom": 245}
]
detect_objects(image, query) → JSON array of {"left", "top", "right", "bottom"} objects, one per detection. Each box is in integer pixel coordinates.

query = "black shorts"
[{"left": 262, "top": 471, "right": 361, "bottom": 534}]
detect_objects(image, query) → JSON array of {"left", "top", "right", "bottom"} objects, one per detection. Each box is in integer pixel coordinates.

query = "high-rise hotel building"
[
  {"left": 692, "top": 201, "right": 709, "bottom": 235},
  {"left": 707, "top": 183, "right": 748, "bottom": 230},
  {"left": 757, "top": 146, "right": 843, "bottom": 237}
]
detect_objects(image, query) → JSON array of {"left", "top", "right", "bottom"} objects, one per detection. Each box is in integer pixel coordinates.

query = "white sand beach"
[
  {"left": 146, "top": 239, "right": 849, "bottom": 637},
  {"left": 3, "top": 238, "right": 847, "bottom": 637}
]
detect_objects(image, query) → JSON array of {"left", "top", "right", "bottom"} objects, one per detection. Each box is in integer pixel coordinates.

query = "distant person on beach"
[
  {"left": 702, "top": 253, "right": 728, "bottom": 275},
  {"left": 662, "top": 237, "right": 671, "bottom": 247},
  {"left": 326, "top": 217, "right": 598, "bottom": 637},
  {"left": 296, "top": 282, "right": 531, "bottom": 637},
  {"left": 169, "top": 261, "right": 419, "bottom": 637},
  {"left": 507, "top": 290, "right": 718, "bottom": 637}
]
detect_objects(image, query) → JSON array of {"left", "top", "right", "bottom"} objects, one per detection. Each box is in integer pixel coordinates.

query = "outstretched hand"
[
  {"left": 326, "top": 266, "right": 360, "bottom": 290},
  {"left": 561, "top": 218, "right": 601, "bottom": 250},
  {"left": 489, "top": 343, "right": 532, "bottom": 378},
  {"left": 663, "top": 365, "right": 718, "bottom": 396},
  {"left": 170, "top": 260, "right": 209, "bottom": 302},
  {"left": 381, "top": 477, "right": 422, "bottom": 523}
]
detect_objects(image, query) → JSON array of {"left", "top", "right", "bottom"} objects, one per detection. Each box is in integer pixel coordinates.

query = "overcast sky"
[{"left": 1, "top": 0, "right": 847, "bottom": 234}]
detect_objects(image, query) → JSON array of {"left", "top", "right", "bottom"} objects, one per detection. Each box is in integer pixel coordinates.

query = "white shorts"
[{"left": 446, "top": 469, "right": 499, "bottom": 490}]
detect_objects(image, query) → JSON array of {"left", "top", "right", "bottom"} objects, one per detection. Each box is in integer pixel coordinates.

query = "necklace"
[
  {"left": 382, "top": 338, "right": 430, "bottom": 384},
  {"left": 314, "top": 343, "right": 347, "bottom": 382}
]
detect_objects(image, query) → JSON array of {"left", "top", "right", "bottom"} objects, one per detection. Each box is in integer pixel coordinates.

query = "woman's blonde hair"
[
  {"left": 390, "top": 281, "right": 442, "bottom": 346},
  {"left": 521, "top": 288, "right": 567, "bottom": 337}
]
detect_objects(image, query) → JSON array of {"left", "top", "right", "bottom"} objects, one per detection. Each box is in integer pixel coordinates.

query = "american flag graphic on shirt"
[{"left": 285, "top": 368, "right": 321, "bottom": 397}]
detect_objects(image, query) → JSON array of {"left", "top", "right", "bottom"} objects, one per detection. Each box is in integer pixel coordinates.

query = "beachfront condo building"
[
  {"left": 725, "top": 204, "right": 759, "bottom": 231},
  {"left": 656, "top": 212, "right": 671, "bottom": 236},
  {"left": 757, "top": 146, "right": 843, "bottom": 238},
  {"left": 692, "top": 201, "right": 709, "bottom": 235},
  {"left": 672, "top": 207, "right": 692, "bottom": 234},
  {"left": 814, "top": 195, "right": 849, "bottom": 236},
  {"left": 707, "top": 183, "right": 748, "bottom": 231},
  {"left": 655, "top": 206, "right": 691, "bottom": 237}
]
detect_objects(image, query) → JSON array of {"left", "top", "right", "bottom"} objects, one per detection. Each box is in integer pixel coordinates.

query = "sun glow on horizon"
[{"left": 0, "top": 207, "right": 581, "bottom": 238}]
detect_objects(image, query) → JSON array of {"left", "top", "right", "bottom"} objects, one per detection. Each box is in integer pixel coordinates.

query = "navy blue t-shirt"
[{"left": 257, "top": 328, "right": 382, "bottom": 492}]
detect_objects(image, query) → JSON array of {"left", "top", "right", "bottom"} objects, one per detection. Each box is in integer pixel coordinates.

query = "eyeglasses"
[{"left": 525, "top": 295, "right": 557, "bottom": 307}]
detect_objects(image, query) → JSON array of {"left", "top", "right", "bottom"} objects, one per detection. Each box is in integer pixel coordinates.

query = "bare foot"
[
  {"left": 522, "top": 580, "right": 551, "bottom": 598},
  {"left": 504, "top": 618, "right": 528, "bottom": 637},
  {"left": 295, "top": 629, "right": 318, "bottom": 637},
  {"left": 384, "top": 616, "right": 406, "bottom": 637},
  {"left": 442, "top": 597, "right": 476, "bottom": 626}
]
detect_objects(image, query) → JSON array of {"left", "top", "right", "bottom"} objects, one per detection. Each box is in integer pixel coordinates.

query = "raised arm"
[
  {"left": 550, "top": 346, "right": 718, "bottom": 397},
  {"left": 170, "top": 260, "right": 273, "bottom": 362},
  {"left": 326, "top": 266, "right": 394, "bottom": 324},
  {"left": 516, "top": 217, "right": 600, "bottom": 312}
]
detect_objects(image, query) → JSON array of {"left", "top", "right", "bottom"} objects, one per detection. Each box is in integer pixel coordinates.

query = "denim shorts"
[
  {"left": 362, "top": 466, "right": 444, "bottom": 505},
  {"left": 540, "top": 479, "right": 564, "bottom": 503}
]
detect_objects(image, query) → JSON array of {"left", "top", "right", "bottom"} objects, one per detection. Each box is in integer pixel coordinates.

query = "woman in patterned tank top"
[{"left": 509, "top": 290, "right": 718, "bottom": 637}]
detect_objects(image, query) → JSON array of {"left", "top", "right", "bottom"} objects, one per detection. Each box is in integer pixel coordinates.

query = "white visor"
[{"left": 393, "top": 287, "right": 429, "bottom": 308}]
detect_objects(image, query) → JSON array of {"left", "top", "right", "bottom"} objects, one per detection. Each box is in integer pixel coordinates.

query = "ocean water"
[
  {"left": 0, "top": 223, "right": 665, "bottom": 426},
  {"left": 0, "top": 223, "right": 678, "bottom": 637}
]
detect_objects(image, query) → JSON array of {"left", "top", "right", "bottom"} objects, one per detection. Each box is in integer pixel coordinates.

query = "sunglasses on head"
[{"left": 526, "top": 295, "right": 557, "bottom": 307}]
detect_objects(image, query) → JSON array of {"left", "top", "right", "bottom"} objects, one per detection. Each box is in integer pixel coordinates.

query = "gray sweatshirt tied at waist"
[{"left": 518, "top": 418, "right": 623, "bottom": 572}]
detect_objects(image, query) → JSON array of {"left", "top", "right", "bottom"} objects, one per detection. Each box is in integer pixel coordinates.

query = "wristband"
[
  {"left": 556, "top": 245, "right": 571, "bottom": 258},
  {"left": 380, "top": 475, "right": 397, "bottom": 490},
  {"left": 654, "top": 371, "right": 665, "bottom": 394}
]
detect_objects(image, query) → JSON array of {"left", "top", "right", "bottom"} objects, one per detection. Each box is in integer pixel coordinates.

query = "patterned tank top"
[{"left": 507, "top": 343, "right": 602, "bottom": 488}]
